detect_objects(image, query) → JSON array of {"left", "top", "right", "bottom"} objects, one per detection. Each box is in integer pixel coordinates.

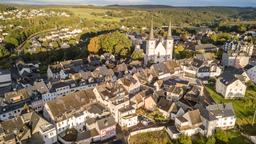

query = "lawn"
[
  {"left": 193, "top": 129, "right": 252, "bottom": 144},
  {"left": 129, "top": 130, "right": 172, "bottom": 144},
  {"left": 137, "top": 108, "right": 168, "bottom": 123},
  {"left": 205, "top": 82, "right": 256, "bottom": 135}
]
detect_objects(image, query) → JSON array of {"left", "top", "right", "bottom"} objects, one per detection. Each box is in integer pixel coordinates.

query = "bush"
[
  {"left": 215, "top": 129, "right": 229, "bottom": 143},
  {"left": 206, "top": 136, "right": 216, "bottom": 144},
  {"left": 131, "top": 49, "right": 144, "bottom": 60},
  {"left": 178, "top": 134, "right": 192, "bottom": 144}
]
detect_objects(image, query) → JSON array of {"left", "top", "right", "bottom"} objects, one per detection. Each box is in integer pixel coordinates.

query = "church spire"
[
  {"left": 149, "top": 19, "right": 154, "bottom": 40},
  {"left": 167, "top": 19, "right": 172, "bottom": 39}
]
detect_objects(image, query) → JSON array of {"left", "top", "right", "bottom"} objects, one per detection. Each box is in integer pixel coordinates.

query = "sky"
[{"left": 1, "top": 0, "right": 256, "bottom": 7}]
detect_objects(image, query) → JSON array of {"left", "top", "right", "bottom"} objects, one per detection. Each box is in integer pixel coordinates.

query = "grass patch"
[
  {"left": 129, "top": 130, "right": 172, "bottom": 144},
  {"left": 193, "top": 129, "right": 252, "bottom": 144},
  {"left": 205, "top": 82, "right": 256, "bottom": 135},
  {"left": 137, "top": 108, "right": 168, "bottom": 123}
]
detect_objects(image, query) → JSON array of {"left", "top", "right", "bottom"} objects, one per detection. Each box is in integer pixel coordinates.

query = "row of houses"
[
  {"left": 0, "top": 9, "right": 70, "bottom": 20},
  {"left": 1, "top": 52, "right": 254, "bottom": 114},
  {"left": 222, "top": 40, "right": 254, "bottom": 69},
  {"left": 0, "top": 52, "right": 251, "bottom": 143},
  {"left": 0, "top": 54, "right": 252, "bottom": 120},
  {"left": 27, "top": 28, "right": 82, "bottom": 53},
  {"left": 0, "top": 74, "right": 238, "bottom": 143}
]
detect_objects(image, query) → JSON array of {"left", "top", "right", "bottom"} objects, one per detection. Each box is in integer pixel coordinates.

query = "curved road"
[{"left": 16, "top": 28, "right": 57, "bottom": 53}]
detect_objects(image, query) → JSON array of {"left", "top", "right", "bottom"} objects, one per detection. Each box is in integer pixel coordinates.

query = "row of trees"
[
  {"left": 209, "top": 32, "right": 238, "bottom": 45},
  {"left": 87, "top": 31, "right": 132, "bottom": 58}
]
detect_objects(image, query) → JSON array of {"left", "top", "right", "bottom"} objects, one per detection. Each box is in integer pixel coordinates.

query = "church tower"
[
  {"left": 145, "top": 19, "right": 156, "bottom": 65},
  {"left": 165, "top": 20, "right": 174, "bottom": 60}
]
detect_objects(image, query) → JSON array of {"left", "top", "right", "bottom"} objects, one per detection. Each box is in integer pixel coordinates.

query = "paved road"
[{"left": 16, "top": 28, "right": 57, "bottom": 53}]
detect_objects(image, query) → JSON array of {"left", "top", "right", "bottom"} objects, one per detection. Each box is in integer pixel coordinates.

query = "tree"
[
  {"left": 88, "top": 36, "right": 100, "bottom": 54},
  {"left": 178, "top": 134, "right": 192, "bottom": 144},
  {"left": 215, "top": 129, "right": 229, "bottom": 143},
  {"left": 174, "top": 44, "right": 185, "bottom": 57},
  {"left": 69, "top": 39, "right": 77, "bottom": 46},
  {"left": 0, "top": 45, "right": 10, "bottom": 58},
  {"left": 238, "top": 25, "right": 247, "bottom": 33},
  {"left": 100, "top": 31, "right": 132, "bottom": 57},
  {"left": 51, "top": 41, "right": 59, "bottom": 49},
  {"left": 131, "top": 49, "right": 144, "bottom": 60},
  {"left": 206, "top": 136, "right": 216, "bottom": 144},
  {"left": 42, "top": 41, "right": 49, "bottom": 48},
  {"left": 5, "top": 36, "right": 19, "bottom": 50}
]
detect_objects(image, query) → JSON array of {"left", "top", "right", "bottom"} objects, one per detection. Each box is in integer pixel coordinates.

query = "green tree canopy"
[
  {"left": 0, "top": 45, "right": 10, "bottom": 58},
  {"left": 178, "top": 134, "right": 192, "bottom": 144},
  {"left": 131, "top": 49, "right": 144, "bottom": 60},
  {"left": 100, "top": 31, "right": 132, "bottom": 57},
  {"left": 206, "top": 136, "right": 216, "bottom": 144},
  {"left": 215, "top": 129, "right": 229, "bottom": 143}
]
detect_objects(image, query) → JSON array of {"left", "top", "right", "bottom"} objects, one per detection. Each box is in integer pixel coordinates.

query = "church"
[{"left": 144, "top": 20, "right": 174, "bottom": 65}]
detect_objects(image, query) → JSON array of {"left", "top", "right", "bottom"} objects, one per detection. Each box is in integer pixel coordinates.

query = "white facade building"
[
  {"left": 144, "top": 20, "right": 174, "bottom": 65},
  {"left": 43, "top": 90, "right": 98, "bottom": 134},
  {"left": 215, "top": 73, "right": 246, "bottom": 99},
  {"left": 0, "top": 69, "right": 11, "bottom": 88},
  {"left": 206, "top": 103, "right": 236, "bottom": 129}
]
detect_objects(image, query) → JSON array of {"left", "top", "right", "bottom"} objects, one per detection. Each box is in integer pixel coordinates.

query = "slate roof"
[
  {"left": 219, "top": 73, "right": 238, "bottom": 86},
  {"left": 119, "top": 75, "right": 138, "bottom": 87},
  {"left": 192, "top": 58, "right": 204, "bottom": 68},
  {"left": 244, "top": 64, "right": 254, "bottom": 71},
  {"left": 0, "top": 69, "right": 10, "bottom": 75},
  {"left": 0, "top": 112, "right": 53, "bottom": 143},
  {"left": 151, "top": 63, "right": 170, "bottom": 76},
  {"left": 187, "top": 109, "right": 202, "bottom": 125},
  {"left": 96, "top": 116, "right": 116, "bottom": 130},
  {"left": 87, "top": 103, "right": 107, "bottom": 115},
  {"left": 199, "top": 108, "right": 217, "bottom": 121},
  {"left": 195, "top": 44, "right": 217, "bottom": 51},
  {"left": 46, "top": 89, "right": 96, "bottom": 121},
  {"left": 97, "top": 82, "right": 128, "bottom": 100},
  {"left": 224, "top": 67, "right": 245, "bottom": 75},
  {"left": 206, "top": 103, "right": 235, "bottom": 118},
  {"left": 157, "top": 98, "right": 173, "bottom": 112}
]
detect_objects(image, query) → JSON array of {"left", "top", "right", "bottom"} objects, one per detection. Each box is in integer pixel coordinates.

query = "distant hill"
[{"left": 106, "top": 4, "right": 173, "bottom": 9}]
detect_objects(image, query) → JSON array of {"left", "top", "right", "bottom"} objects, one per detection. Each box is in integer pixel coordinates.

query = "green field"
[
  {"left": 61, "top": 7, "right": 121, "bottom": 22},
  {"left": 43, "top": 7, "right": 126, "bottom": 22},
  {"left": 205, "top": 82, "right": 256, "bottom": 135}
]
